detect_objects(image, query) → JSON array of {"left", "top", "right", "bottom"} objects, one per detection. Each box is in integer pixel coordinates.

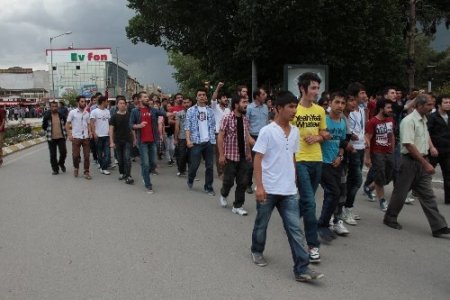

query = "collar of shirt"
[{"left": 412, "top": 109, "right": 426, "bottom": 122}]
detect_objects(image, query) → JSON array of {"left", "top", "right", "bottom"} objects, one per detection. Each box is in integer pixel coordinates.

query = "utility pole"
[
  {"left": 406, "top": 0, "right": 416, "bottom": 91},
  {"left": 116, "top": 47, "right": 119, "bottom": 96}
]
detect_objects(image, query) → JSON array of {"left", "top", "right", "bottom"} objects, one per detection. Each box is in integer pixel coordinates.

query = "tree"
[
  {"left": 61, "top": 90, "right": 78, "bottom": 107},
  {"left": 126, "top": 0, "right": 447, "bottom": 93}
]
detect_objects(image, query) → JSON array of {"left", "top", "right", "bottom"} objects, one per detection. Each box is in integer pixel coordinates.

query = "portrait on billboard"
[{"left": 283, "top": 65, "right": 329, "bottom": 99}]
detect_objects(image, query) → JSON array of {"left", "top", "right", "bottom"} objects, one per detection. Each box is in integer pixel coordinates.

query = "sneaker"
[
  {"left": 59, "top": 164, "right": 66, "bottom": 173},
  {"left": 52, "top": 170, "right": 59, "bottom": 175},
  {"left": 353, "top": 212, "right": 361, "bottom": 220},
  {"left": 101, "top": 169, "right": 111, "bottom": 175},
  {"left": 219, "top": 195, "right": 227, "bottom": 208},
  {"left": 318, "top": 227, "right": 335, "bottom": 242},
  {"left": 109, "top": 164, "right": 117, "bottom": 169},
  {"left": 379, "top": 198, "right": 388, "bottom": 212},
  {"left": 332, "top": 220, "right": 350, "bottom": 236},
  {"left": 204, "top": 188, "right": 216, "bottom": 196},
  {"left": 187, "top": 181, "right": 193, "bottom": 189},
  {"left": 125, "top": 177, "right": 134, "bottom": 185},
  {"left": 168, "top": 161, "right": 174, "bottom": 167},
  {"left": 363, "top": 185, "right": 376, "bottom": 201},
  {"left": 118, "top": 174, "right": 126, "bottom": 180},
  {"left": 432, "top": 227, "right": 450, "bottom": 237},
  {"left": 84, "top": 173, "right": 92, "bottom": 180},
  {"left": 405, "top": 196, "right": 415, "bottom": 205},
  {"left": 151, "top": 170, "right": 159, "bottom": 175},
  {"left": 177, "top": 172, "right": 186, "bottom": 177},
  {"left": 73, "top": 168, "right": 79, "bottom": 177},
  {"left": 295, "top": 268, "right": 324, "bottom": 282},
  {"left": 146, "top": 188, "right": 154, "bottom": 194},
  {"left": 251, "top": 253, "right": 267, "bottom": 267},
  {"left": 308, "top": 247, "right": 320, "bottom": 263},
  {"left": 232, "top": 206, "right": 248, "bottom": 216},
  {"left": 342, "top": 207, "right": 357, "bottom": 225},
  {"left": 114, "top": 159, "right": 118, "bottom": 164},
  {"left": 246, "top": 186, "right": 254, "bottom": 194}
]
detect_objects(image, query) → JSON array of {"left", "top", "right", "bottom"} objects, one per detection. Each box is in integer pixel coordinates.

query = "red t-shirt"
[
  {"left": 368, "top": 100, "right": 377, "bottom": 120},
  {"left": 140, "top": 107, "right": 154, "bottom": 143},
  {"left": 0, "top": 108, "right": 6, "bottom": 132},
  {"left": 169, "top": 105, "right": 184, "bottom": 113},
  {"left": 366, "top": 116, "right": 395, "bottom": 153}
]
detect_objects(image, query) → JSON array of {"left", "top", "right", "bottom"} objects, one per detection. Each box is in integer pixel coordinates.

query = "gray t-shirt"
[{"left": 176, "top": 110, "right": 187, "bottom": 139}]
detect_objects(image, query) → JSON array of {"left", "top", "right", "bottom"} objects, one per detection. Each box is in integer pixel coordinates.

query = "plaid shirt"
[
  {"left": 42, "top": 111, "right": 67, "bottom": 141},
  {"left": 185, "top": 104, "right": 216, "bottom": 144},
  {"left": 220, "top": 111, "right": 251, "bottom": 162}
]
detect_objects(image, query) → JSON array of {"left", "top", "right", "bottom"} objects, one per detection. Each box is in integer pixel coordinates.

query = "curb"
[{"left": 2, "top": 137, "right": 47, "bottom": 157}]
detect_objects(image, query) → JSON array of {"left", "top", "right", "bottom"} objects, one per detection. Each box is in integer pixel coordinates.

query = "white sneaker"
[
  {"left": 405, "top": 196, "right": 415, "bottom": 204},
  {"left": 232, "top": 206, "right": 248, "bottom": 216},
  {"left": 332, "top": 220, "right": 350, "bottom": 235},
  {"left": 101, "top": 169, "right": 111, "bottom": 175},
  {"left": 219, "top": 195, "right": 227, "bottom": 208},
  {"left": 308, "top": 247, "right": 320, "bottom": 263},
  {"left": 342, "top": 207, "right": 357, "bottom": 225}
]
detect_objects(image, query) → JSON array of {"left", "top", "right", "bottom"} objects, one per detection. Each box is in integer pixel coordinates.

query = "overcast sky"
[{"left": 0, "top": 0, "right": 178, "bottom": 93}]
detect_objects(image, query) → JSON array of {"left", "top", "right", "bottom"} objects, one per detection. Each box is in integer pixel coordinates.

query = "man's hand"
[
  {"left": 332, "top": 156, "right": 342, "bottom": 168},
  {"left": 219, "top": 154, "right": 226, "bottom": 166},
  {"left": 68, "top": 135, "right": 73, "bottom": 142},
  {"left": 424, "top": 161, "right": 435, "bottom": 175},
  {"left": 186, "top": 140, "right": 194, "bottom": 148},
  {"left": 430, "top": 147, "right": 439, "bottom": 157},
  {"left": 304, "top": 135, "right": 321, "bottom": 145},
  {"left": 217, "top": 82, "right": 224, "bottom": 89},
  {"left": 110, "top": 142, "right": 115, "bottom": 149},
  {"left": 364, "top": 157, "right": 372, "bottom": 168},
  {"left": 351, "top": 133, "right": 359, "bottom": 141},
  {"left": 255, "top": 185, "right": 267, "bottom": 203},
  {"left": 173, "top": 138, "right": 178, "bottom": 145}
]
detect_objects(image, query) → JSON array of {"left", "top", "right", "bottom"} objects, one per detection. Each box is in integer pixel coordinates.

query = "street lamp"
[{"left": 50, "top": 31, "right": 72, "bottom": 100}]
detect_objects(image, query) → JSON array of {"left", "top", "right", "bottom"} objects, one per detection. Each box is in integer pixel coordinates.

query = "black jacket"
[{"left": 428, "top": 111, "right": 450, "bottom": 156}]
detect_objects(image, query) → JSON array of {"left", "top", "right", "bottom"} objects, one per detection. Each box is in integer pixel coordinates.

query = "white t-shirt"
[
  {"left": 197, "top": 106, "right": 209, "bottom": 142},
  {"left": 90, "top": 108, "right": 111, "bottom": 137},
  {"left": 253, "top": 122, "right": 299, "bottom": 195},
  {"left": 67, "top": 108, "right": 90, "bottom": 139},
  {"left": 348, "top": 106, "right": 365, "bottom": 150},
  {"left": 211, "top": 99, "right": 231, "bottom": 133}
]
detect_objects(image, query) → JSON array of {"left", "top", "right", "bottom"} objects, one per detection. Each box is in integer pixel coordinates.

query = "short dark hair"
[
  {"left": 253, "top": 87, "right": 266, "bottom": 100},
  {"left": 94, "top": 92, "right": 102, "bottom": 97},
  {"left": 132, "top": 93, "right": 138, "bottom": 100},
  {"left": 138, "top": 91, "right": 147, "bottom": 100},
  {"left": 116, "top": 95, "right": 126, "bottom": 101},
  {"left": 76, "top": 95, "right": 86, "bottom": 102},
  {"left": 376, "top": 99, "right": 391, "bottom": 114},
  {"left": 436, "top": 95, "right": 450, "bottom": 106},
  {"left": 196, "top": 88, "right": 207, "bottom": 96},
  {"left": 237, "top": 85, "right": 247, "bottom": 93},
  {"left": 116, "top": 98, "right": 127, "bottom": 104},
  {"left": 174, "top": 93, "right": 183, "bottom": 98},
  {"left": 231, "top": 95, "right": 246, "bottom": 110},
  {"left": 347, "top": 82, "right": 366, "bottom": 97},
  {"left": 218, "top": 92, "right": 228, "bottom": 99},
  {"left": 274, "top": 90, "right": 298, "bottom": 109},
  {"left": 383, "top": 86, "right": 396, "bottom": 96},
  {"left": 297, "top": 72, "right": 321, "bottom": 94},
  {"left": 90, "top": 95, "right": 97, "bottom": 101},
  {"left": 329, "top": 91, "right": 347, "bottom": 102},
  {"left": 98, "top": 96, "right": 107, "bottom": 105}
]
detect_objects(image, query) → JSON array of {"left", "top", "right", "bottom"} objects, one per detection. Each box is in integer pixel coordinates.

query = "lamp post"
[
  {"left": 115, "top": 47, "right": 119, "bottom": 97},
  {"left": 50, "top": 31, "right": 72, "bottom": 100}
]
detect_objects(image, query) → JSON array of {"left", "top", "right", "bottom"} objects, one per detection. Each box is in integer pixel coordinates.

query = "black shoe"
[
  {"left": 125, "top": 177, "right": 134, "bottom": 185},
  {"left": 432, "top": 227, "right": 450, "bottom": 237},
  {"left": 52, "top": 170, "right": 59, "bottom": 175},
  {"left": 383, "top": 218, "right": 402, "bottom": 230},
  {"left": 59, "top": 164, "right": 66, "bottom": 173},
  {"left": 118, "top": 174, "right": 127, "bottom": 180},
  {"left": 246, "top": 186, "right": 254, "bottom": 194},
  {"left": 318, "top": 227, "right": 334, "bottom": 242}
]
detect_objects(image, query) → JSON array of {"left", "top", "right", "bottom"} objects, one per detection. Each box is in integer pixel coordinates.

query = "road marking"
[{"left": 2, "top": 144, "right": 47, "bottom": 166}]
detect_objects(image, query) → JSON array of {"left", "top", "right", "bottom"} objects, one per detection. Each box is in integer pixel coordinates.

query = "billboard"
[
  {"left": 46, "top": 48, "right": 112, "bottom": 64},
  {"left": 284, "top": 65, "right": 329, "bottom": 99},
  {"left": 81, "top": 84, "right": 98, "bottom": 98}
]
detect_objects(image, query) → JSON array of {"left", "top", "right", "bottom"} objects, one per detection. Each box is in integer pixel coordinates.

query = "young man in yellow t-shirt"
[{"left": 292, "top": 72, "right": 329, "bottom": 263}]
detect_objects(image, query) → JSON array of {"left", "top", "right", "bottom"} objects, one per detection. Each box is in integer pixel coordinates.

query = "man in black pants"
[
  {"left": 428, "top": 94, "right": 450, "bottom": 205},
  {"left": 42, "top": 100, "right": 67, "bottom": 175}
]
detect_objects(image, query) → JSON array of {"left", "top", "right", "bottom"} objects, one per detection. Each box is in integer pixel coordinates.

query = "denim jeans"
[
  {"left": 176, "top": 139, "right": 189, "bottom": 174},
  {"left": 251, "top": 194, "right": 310, "bottom": 275},
  {"left": 116, "top": 141, "right": 131, "bottom": 177},
  {"left": 346, "top": 149, "right": 364, "bottom": 208},
  {"left": 221, "top": 158, "right": 249, "bottom": 208},
  {"left": 296, "top": 161, "right": 322, "bottom": 248},
  {"left": 96, "top": 136, "right": 111, "bottom": 170},
  {"left": 188, "top": 142, "right": 214, "bottom": 190},
  {"left": 139, "top": 142, "right": 157, "bottom": 189},
  {"left": 318, "top": 164, "right": 342, "bottom": 227}
]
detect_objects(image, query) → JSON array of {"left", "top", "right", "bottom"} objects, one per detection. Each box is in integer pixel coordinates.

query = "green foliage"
[
  {"left": 61, "top": 90, "right": 78, "bottom": 107},
  {"left": 126, "top": 0, "right": 449, "bottom": 93}
]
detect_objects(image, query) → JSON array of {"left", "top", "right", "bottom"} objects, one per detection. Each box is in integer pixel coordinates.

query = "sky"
[{"left": 0, "top": 0, "right": 178, "bottom": 93}]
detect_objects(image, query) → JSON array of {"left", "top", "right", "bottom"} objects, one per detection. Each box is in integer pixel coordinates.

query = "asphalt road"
[{"left": 0, "top": 143, "right": 449, "bottom": 300}]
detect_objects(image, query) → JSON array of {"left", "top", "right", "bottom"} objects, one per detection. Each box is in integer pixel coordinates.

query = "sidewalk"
[{"left": 2, "top": 118, "right": 45, "bottom": 158}]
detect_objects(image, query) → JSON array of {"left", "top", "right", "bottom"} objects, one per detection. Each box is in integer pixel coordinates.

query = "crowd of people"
[{"left": 21, "top": 72, "right": 450, "bottom": 282}]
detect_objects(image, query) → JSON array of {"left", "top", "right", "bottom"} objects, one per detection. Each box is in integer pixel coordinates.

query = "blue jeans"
[
  {"left": 346, "top": 149, "right": 364, "bottom": 208},
  {"left": 188, "top": 142, "right": 214, "bottom": 190},
  {"left": 139, "top": 142, "right": 157, "bottom": 189},
  {"left": 251, "top": 194, "right": 310, "bottom": 275},
  {"left": 296, "top": 161, "right": 322, "bottom": 248},
  {"left": 116, "top": 141, "right": 131, "bottom": 177},
  {"left": 96, "top": 136, "right": 111, "bottom": 170}
]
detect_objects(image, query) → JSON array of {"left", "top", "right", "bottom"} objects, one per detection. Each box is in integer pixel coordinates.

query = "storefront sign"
[{"left": 46, "top": 48, "right": 112, "bottom": 63}]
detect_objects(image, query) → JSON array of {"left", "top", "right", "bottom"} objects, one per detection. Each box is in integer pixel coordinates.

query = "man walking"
[
  {"left": 251, "top": 91, "right": 324, "bottom": 282},
  {"left": 246, "top": 88, "right": 268, "bottom": 193},
  {"left": 292, "top": 72, "right": 329, "bottom": 263},
  {"left": 384, "top": 95, "right": 450, "bottom": 237},
  {"left": 217, "top": 96, "right": 252, "bottom": 215},
  {"left": 66, "top": 96, "right": 92, "bottom": 179},
  {"left": 185, "top": 88, "right": 216, "bottom": 195},
  {"left": 130, "top": 91, "right": 167, "bottom": 193},
  {"left": 174, "top": 97, "right": 192, "bottom": 177},
  {"left": 90, "top": 96, "right": 112, "bottom": 175},
  {"left": 110, "top": 97, "right": 135, "bottom": 184},
  {"left": 428, "top": 95, "right": 450, "bottom": 205},
  {"left": 364, "top": 99, "right": 395, "bottom": 212},
  {"left": 211, "top": 82, "right": 230, "bottom": 179},
  {"left": 42, "top": 100, "right": 67, "bottom": 175}
]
